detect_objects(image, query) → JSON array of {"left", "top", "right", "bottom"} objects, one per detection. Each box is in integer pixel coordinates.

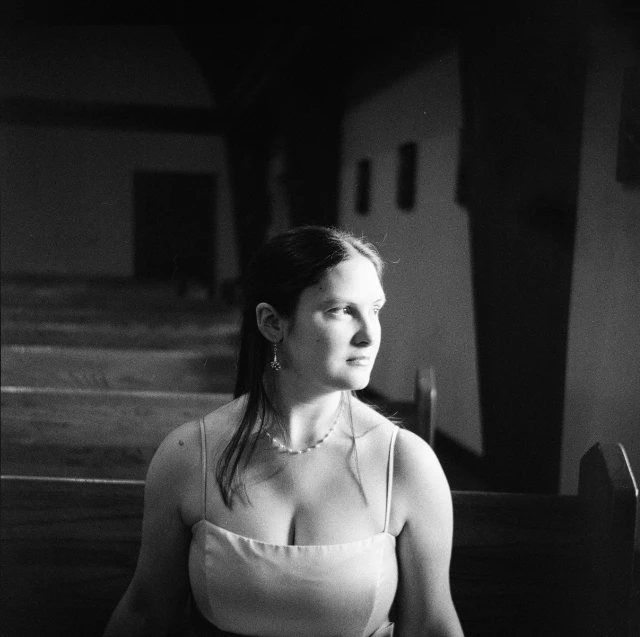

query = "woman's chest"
[{"left": 187, "top": 444, "right": 390, "bottom": 546}]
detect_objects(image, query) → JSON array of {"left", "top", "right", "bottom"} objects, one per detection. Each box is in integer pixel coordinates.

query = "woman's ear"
[{"left": 255, "top": 302, "right": 284, "bottom": 343}]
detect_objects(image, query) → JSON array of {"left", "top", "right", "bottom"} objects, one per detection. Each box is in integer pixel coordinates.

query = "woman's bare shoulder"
[
  {"left": 203, "top": 394, "right": 247, "bottom": 439},
  {"left": 147, "top": 395, "right": 244, "bottom": 483},
  {"left": 394, "top": 428, "right": 449, "bottom": 486},
  {"left": 392, "top": 428, "right": 453, "bottom": 529}
]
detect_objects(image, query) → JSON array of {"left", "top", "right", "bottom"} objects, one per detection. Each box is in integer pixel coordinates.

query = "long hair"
[{"left": 216, "top": 225, "right": 384, "bottom": 506}]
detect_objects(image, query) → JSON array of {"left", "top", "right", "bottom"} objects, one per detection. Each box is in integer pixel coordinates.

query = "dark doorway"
[{"left": 134, "top": 172, "right": 216, "bottom": 296}]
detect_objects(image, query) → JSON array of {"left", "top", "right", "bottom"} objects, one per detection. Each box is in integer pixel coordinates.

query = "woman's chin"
[{"left": 339, "top": 369, "right": 373, "bottom": 391}]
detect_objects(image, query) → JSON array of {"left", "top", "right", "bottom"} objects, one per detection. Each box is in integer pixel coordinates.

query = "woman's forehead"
[{"left": 308, "top": 257, "right": 384, "bottom": 300}]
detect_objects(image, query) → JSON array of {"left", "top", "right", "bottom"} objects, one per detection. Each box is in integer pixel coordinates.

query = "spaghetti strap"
[
  {"left": 199, "top": 417, "right": 207, "bottom": 520},
  {"left": 383, "top": 426, "right": 399, "bottom": 534}
]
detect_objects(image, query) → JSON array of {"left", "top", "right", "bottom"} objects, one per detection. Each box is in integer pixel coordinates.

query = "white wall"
[
  {"left": 561, "top": 24, "right": 640, "bottom": 493},
  {"left": 0, "top": 125, "right": 235, "bottom": 280},
  {"left": 339, "top": 49, "right": 483, "bottom": 455},
  {"left": 0, "top": 25, "right": 238, "bottom": 283}
]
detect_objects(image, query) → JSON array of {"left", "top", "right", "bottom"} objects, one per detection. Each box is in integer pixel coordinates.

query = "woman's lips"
[{"left": 347, "top": 356, "right": 372, "bottom": 366}]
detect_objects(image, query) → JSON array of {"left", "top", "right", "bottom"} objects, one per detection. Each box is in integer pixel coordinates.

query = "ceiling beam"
[{"left": 0, "top": 97, "right": 223, "bottom": 134}]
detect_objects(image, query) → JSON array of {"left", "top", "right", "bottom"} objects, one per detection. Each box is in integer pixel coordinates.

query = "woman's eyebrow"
[
  {"left": 323, "top": 295, "right": 387, "bottom": 305},
  {"left": 322, "top": 297, "right": 348, "bottom": 306}
]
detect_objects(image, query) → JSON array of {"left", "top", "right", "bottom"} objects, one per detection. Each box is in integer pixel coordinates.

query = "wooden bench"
[
  {"left": 1, "top": 318, "right": 239, "bottom": 349},
  {"left": 450, "top": 443, "right": 638, "bottom": 636},
  {"left": 415, "top": 365, "right": 437, "bottom": 447},
  {"left": 1, "top": 345, "right": 236, "bottom": 392},
  {"left": 1, "top": 443, "right": 636, "bottom": 637},
  {"left": 0, "top": 275, "right": 225, "bottom": 311},
  {"left": 1, "top": 386, "right": 233, "bottom": 480},
  {"left": 1, "top": 282, "right": 241, "bottom": 349},
  {"left": 1, "top": 476, "right": 147, "bottom": 637},
  {"left": 1, "top": 304, "right": 239, "bottom": 326}
]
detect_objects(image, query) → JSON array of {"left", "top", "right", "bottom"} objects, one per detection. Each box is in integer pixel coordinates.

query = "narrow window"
[
  {"left": 397, "top": 142, "right": 417, "bottom": 211},
  {"left": 355, "top": 158, "right": 371, "bottom": 215},
  {"left": 616, "top": 65, "right": 640, "bottom": 185}
]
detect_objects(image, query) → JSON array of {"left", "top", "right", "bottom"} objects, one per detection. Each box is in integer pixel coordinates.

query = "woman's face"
[{"left": 280, "top": 254, "right": 386, "bottom": 394}]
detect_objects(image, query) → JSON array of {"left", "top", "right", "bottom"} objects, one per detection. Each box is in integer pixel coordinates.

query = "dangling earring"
[{"left": 270, "top": 342, "right": 281, "bottom": 371}]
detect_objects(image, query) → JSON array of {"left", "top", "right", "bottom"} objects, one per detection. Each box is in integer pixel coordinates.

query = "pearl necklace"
[{"left": 263, "top": 399, "right": 344, "bottom": 455}]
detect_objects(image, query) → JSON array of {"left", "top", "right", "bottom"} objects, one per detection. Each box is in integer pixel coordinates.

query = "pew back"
[
  {"left": 1, "top": 278, "right": 241, "bottom": 349},
  {"left": 1, "top": 319, "right": 239, "bottom": 349},
  {"left": 414, "top": 365, "right": 436, "bottom": 447},
  {"left": 0, "top": 274, "right": 228, "bottom": 312},
  {"left": 1, "top": 304, "right": 237, "bottom": 326},
  {"left": 1, "top": 443, "right": 636, "bottom": 637},
  {"left": 1, "top": 345, "right": 236, "bottom": 392},
  {"left": 1, "top": 386, "right": 233, "bottom": 479},
  {"left": 1, "top": 477, "right": 144, "bottom": 637}
]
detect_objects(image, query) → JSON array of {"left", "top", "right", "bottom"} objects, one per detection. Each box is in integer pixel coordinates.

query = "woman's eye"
[{"left": 329, "top": 306, "right": 351, "bottom": 315}]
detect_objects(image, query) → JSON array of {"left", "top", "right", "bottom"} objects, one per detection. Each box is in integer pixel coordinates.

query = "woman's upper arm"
[
  {"left": 107, "top": 423, "right": 198, "bottom": 633},
  {"left": 393, "top": 429, "right": 464, "bottom": 636}
]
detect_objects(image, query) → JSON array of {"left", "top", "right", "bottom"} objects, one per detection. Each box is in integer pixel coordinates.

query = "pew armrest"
[
  {"left": 414, "top": 365, "right": 436, "bottom": 447},
  {"left": 578, "top": 442, "right": 638, "bottom": 637}
]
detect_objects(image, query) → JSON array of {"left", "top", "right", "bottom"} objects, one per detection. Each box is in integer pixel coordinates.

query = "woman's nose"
[{"left": 353, "top": 314, "right": 378, "bottom": 346}]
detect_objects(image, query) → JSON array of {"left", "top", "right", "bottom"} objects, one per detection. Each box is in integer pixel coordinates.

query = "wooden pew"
[
  {"left": 1, "top": 304, "right": 239, "bottom": 326},
  {"left": 1, "top": 345, "right": 236, "bottom": 392},
  {"left": 0, "top": 274, "right": 223, "bottom": 311},
  {"left": 1, "top": 318, "right": 239, "bottom": 350},
  {"left": 1, "top": 476, "right": 147, "bottom": 637},
  {"left": 451, "top": 443, "right": 638, "bottom": 636},
  {"left": 1, "top": 278, "right": 241, "bottom": 349},
  {"left": 1, "top": 443, "right": 637, "bottom": 637},
  {"left": 1, "top": 306, "right": 240, "bottom": 351},
  {"left": 414, "top": 365, "right": 436, "bottom": 447},
  {"left": 1, "top": 386, "right": 233, "bottom": 480}
]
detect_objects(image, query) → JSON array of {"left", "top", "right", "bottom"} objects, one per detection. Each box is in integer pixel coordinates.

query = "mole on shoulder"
[{"left": 178, "top": 440, "right": 184, "bottom": 446}]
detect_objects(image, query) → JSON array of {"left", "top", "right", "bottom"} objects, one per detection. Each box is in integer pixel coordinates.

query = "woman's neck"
[{"left": 263, "top": 375, "right": 345, "bottom": 448}]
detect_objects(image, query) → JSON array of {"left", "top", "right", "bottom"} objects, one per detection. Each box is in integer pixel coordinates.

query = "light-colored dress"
[{"left": 188, "top": 421, "right": 400, "bottom": 637}]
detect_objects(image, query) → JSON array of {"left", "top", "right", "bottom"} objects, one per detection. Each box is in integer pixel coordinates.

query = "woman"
[{"left": 104, "top": 226, "right": 464, "bottom": 637}]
